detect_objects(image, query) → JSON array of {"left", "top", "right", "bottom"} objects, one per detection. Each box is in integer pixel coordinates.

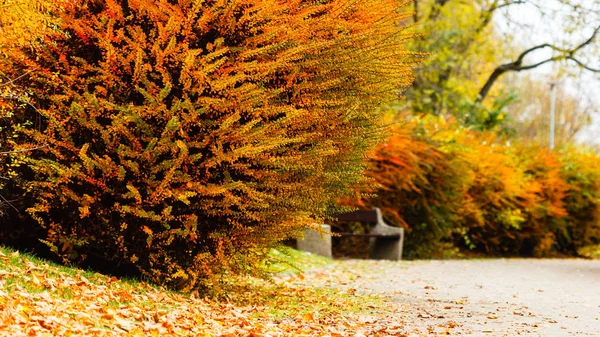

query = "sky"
[{"left": 493, "top": 0, "right": 600, "bottom": 146}]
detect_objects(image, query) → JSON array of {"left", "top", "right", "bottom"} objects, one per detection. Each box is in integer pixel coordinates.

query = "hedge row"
[{"left": 346, "top": 115, "right": 600, "bottom": 258}]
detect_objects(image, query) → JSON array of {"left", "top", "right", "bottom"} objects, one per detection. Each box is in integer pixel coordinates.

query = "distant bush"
[
  {"left": 451, "top": 133, "right": 533, "bottom": 255},
  {"left": 0, "top": 0, "right": 417, "bottom": 290},
  {"left": 342, "top": 116, "right": 465, "bottom": 258},
  {"left": 558, "top": 149, "right": 600, "bottom": 253},
  {"left": 511, "top": 147, "right": 570, "bottom": 256},
  {"left": 349, "top": 115, "right": 600, "bottom": 258}
]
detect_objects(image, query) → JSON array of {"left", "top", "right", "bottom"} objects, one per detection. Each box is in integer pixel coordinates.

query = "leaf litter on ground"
[{"left": 0, "top": 247, "right": 410, "bottom": 336}]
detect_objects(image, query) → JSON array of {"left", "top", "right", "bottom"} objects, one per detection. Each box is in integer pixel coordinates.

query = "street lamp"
[{"left": 550, "top": 82, "right": 556, "bottom": 151}]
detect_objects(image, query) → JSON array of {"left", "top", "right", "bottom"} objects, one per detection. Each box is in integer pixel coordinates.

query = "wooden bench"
[{"left": 297, "top": 207, "right": 404, "bottom": 260}]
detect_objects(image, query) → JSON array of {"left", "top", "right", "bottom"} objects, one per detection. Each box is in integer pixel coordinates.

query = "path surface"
[{"left": 302, "top": 259, "right": 600, "bottom": 336}]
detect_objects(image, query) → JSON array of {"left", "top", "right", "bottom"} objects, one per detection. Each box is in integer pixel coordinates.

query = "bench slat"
[
  {"left": 333, "top": 210, "right": 379, "bottom": 223},
  {"left": 338, "top": 233, "right": 401, "bottom": 239}
]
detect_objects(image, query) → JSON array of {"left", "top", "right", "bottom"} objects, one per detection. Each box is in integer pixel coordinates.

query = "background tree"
[
  {"left": 476, "top": 0, "right": 599, "bottom": 103},
  {"left": 407, "top": 0, "right": 511, "bottom": 119},
  {"left": 406, "top": 0, "right": 599, "bottom": 135}
]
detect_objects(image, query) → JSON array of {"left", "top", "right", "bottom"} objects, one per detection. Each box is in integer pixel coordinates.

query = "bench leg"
[
  {"left": 369, "top": 236, "right": 403, "bottom": 260},
  {"left": 297, "top": 224, "right": 332, "bottom": 258}
]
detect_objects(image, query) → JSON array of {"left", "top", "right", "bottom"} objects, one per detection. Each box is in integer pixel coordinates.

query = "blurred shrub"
[
  {"left": 451, "top": 133, "right": 531, "bottom": 255},
  {"left": 347, "top": 115, "right": 600, "bottom": 258},
  {"left": 341, "top": 115, "right": 466, "bottom": 258},
  {"left": 559, "top": 149, "right": 600, "bottom": 253}
]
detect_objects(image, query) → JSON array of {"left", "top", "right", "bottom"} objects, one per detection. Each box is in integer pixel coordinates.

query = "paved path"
[{"left": 306, "top": 259, "right": 600, "bottom": 336}]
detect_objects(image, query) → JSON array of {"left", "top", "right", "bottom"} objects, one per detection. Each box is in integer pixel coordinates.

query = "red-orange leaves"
[
  {"left": 342, "top": 118, "right": 464, "bottom": 258},
  {"left": 345, "top": 116, "right": 600, "bottom": 258},
  {"left": 0, "top": 0, "right": 418, "bottom": 291}
]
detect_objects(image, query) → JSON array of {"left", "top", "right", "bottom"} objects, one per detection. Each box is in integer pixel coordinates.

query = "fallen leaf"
[{"left": 301, "top": 313, "right": 315, "bottom": 322}]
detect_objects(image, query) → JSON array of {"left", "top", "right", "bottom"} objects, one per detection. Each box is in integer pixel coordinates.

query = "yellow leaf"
[{"left": 31, "top": 274, "right": 41, "bottom": 286}]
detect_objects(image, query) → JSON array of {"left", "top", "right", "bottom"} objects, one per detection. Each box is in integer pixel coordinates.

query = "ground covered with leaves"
[
  {"left": 0, "top": 247, "right": 405, "bottom": 336},
  {"left": 3, "top": 246, "right": 600, "bottom": 336}
]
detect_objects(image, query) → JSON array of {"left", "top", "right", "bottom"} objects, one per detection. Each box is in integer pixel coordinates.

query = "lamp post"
[{"left": 550, "top": 82, "right": 556, "bottom": 151}]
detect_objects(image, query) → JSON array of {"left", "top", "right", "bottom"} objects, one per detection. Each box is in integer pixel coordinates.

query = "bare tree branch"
[
  {"left": 495, "top": 0, "right": 527, "bottom": 10},
  {"left": 0, "top": 193, "right": 19, "bottom": 213},
  {"left": 476, "top": 25, "right": 600, "bottom": 103},
  {"left": 0, "top": 93, "right": 43, "bottom": 117},
  {"left": 566, "top": 56, "right": 600, "bottom": 72}
]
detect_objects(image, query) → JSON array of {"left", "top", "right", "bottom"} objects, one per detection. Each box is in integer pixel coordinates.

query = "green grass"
[
  {"left": 578, "top": 244, "right": 600, "bottom": 259},
  {"left": 0, "top": 245, "right": 399, "bottom": 336},
  {"left": 0, "top": 246, "right": 167, "bottom": 303},
  {"left": 0, "top": 245, "right": 387, "bottom": 325},
  {"left": 248, "top": 284, "right": 387, "bottom": 319},
  {"left": 264, "top": 246, "right": 332, "bottom": 274},
  {"left": 1, "top": 246, "right": 107, "bottom": 281}
]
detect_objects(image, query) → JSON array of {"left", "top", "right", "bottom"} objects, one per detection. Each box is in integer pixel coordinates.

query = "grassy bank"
[{"left": 0, "top": 246, "right": 400, "bottom": 336}]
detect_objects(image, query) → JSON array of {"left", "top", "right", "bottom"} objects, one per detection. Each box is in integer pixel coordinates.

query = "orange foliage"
[
  {"left": 349, "top": 115, "right": 600, "bottom": 258},
  {"left": 559, "top": 149, "right": 600, "bottom": 253},
  {"left": 0, "top": 0, "right": 417, "bottom": 290},
  {"left": 342, "top": 116, "right": 465, "bottom": 258}
]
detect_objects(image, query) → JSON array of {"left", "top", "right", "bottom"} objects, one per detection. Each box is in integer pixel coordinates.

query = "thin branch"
[
  {"left": 0, "top": 193, "right": 19, "bottom": 213},
  {"left": 515, "top": 55, "right": 563, "bottom": 71},
  {"left": 566, "top": 56, "right": 600, "bottom": 72},
  {"left": 0, "top": 68, "right": 37, "bottom": 87},
  {"left": 495, "top": 0, "right": 527, "bottom": 10},
  {"left": 476, "top": 25, "right": 600, "bottom": 103},
  {"left": 514, "top": 43, "right": 553, "bottom": 64},
  {"left": 0, "top": 93, "right": 43, "bottom": 117},
  {"left": 0, "top": 143, "right": 49, "bottom": 155},
  {"left": 571, "top": 24, "right": 600, "bottom": 52}
]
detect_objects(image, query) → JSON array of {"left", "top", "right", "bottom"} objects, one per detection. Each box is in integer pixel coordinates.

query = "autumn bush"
[
  {"left": 457, "top": 144, "right": 600, "bottom": 257},
  {"left": 341, "top": 115, "right": 465, "bottom": 258},
  {"left": 0, "top": 1, "right": 59, "bottom": 225},
  {"left": 512, "top": 147, "right": 571, "bottom": 256},
  {"left": 454, "top": 142, "right": 600, "bottom": 257},
  {"left": 558, "top": 149, "right": 600, "bottom": 253},
  {"left": 349, "top": 115, "right": 600, "bottom": 258},
  {"left": 0, "top": 0, "right": 417, "bottom": 290},
  {"left": 448, "top": 133, "right": 527, "bottom": 255},
  {"left": 454, "top": 143, "right": 568, "bottom": 256}
]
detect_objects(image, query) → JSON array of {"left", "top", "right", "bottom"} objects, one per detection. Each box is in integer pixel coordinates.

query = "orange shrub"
[
  {"left": 456, "top": 143, "right": 572, "bottom": 256},
  {"left": 342, "top": 116, "right": 467, "bottom": 258},
  {"left": 559, "top": 149, "right": 600, "bottom": 253},
  {"left": 351, "top": 116, "right": 599, "bottom": 258},
  {"left": 514, "top": 147, "right": 570, "bottom": 256},
  {"left": 0, "top": 0, "right": 417, "bottom": 290},
  {"left": 451, "top": 134, "right": 530, "bottom": 254}
]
